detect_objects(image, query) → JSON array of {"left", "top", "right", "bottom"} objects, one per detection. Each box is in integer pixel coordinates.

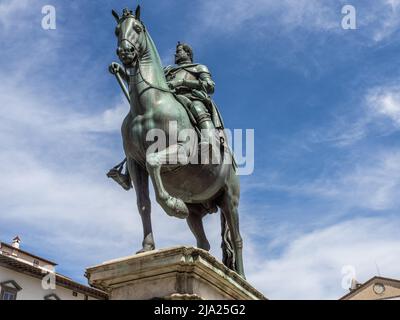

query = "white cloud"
[
  {"left": 275, "top": 150, "right": 400, "bottom": 212},
  {"left": 307, "top": 116, "right": 370, "bottom": 148},
  {"left": 247, "top": 217, "right": 400, "bottom": 299},
  {"left": 305, "top": 84, "right": 400, "bottom": 148},
  {"left": 321, "top": 151, "right": 400, "bottom": 210},
  {"left": 369, "top": 0, "right": 400, "bottom": 42},
  {"left": 0, "top": 0, "right": 30, "bottom": 29},
  {"left": 193, "top": 0, "right": 400, "bottom": 44},
  {"left": 368, "top": 85, "right": 400, "bottom": 126},
  {"left": 60, "top": 102, "right": 127, "bottom": 133},
  {"left": 247, "top": 145, "right": 400, "bottom": 226},
  {"left": 197, "top": 0, "right": 338, "bottom": 34}
]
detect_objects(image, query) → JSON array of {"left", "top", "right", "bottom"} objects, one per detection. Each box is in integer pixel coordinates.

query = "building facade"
[
  {"left": 341, "top": 276, "right": 400, "bottom": 300},
  {"left": 0, "top": 237, "right": 107, "bottom": 300}
]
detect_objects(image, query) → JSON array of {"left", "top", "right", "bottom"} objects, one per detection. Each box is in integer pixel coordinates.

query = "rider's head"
[{"left": 175, "top": 42, "right": 193, "bottom": 64}]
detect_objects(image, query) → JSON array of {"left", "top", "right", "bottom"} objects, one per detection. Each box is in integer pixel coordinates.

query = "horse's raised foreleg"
[
  {"left": 217, "top": 170, "right": 245, "bottom": 278},
  {"left": 146, "top": 143, "right": 189, "bottom": 219},
  {"left": 127, "top": 157, "right": 155, "bottom": 253}
]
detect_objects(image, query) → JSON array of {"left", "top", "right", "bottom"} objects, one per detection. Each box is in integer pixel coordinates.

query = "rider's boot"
[{"left": 197, "top": 115, "right": 221, "bottom": 164}]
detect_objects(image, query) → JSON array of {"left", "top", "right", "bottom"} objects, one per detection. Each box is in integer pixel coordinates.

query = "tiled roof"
[{"left": 0, "top": 242, "right": 57, "bottom": 266}]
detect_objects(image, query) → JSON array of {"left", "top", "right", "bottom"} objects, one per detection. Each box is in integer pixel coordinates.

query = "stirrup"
[
  {"left": 106, "top": 158, "right": 132, "bottom": 190},
  {"left": 107, "top": 168, "right": 132, "bottom": 190}
]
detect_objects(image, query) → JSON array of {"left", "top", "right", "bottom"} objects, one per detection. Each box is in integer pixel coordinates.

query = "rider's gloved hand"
[
  {"left": 167, "top": 79, "right": 183, "bottom": 90},
  {"left": 109, "top": 62, "right": 121, "bottom": 75}
]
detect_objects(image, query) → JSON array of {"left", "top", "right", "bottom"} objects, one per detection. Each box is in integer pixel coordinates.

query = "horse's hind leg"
[
  {"left": 217, "top": 170, "right": 245, "bottom": 278},
  {"left": 127, "top": 157, "right": 155, "bottom": 253},
  {"left": 186, "top": 204, "right": 210, "bottom": 251},
  {"left": 146, "top": 143, "right": 189, "bottom": 219}
]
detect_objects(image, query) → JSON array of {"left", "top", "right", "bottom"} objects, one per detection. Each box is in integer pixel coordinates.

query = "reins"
[{"left": 121, "top": 26, "right": 175, "bottom": 95}]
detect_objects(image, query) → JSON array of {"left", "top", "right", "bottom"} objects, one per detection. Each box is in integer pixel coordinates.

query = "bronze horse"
[{"left": 109, "top": 6, "right": 245, "bottom": 277}]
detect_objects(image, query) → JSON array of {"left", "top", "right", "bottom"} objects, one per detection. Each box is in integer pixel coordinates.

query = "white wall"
[{"left": 0, "top": 266, "right": 97, "bottom": 300}]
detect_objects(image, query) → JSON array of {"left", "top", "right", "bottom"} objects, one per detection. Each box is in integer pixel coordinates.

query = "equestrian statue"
[{"left": 106, "top": 6, "right": 245, "bottom": 278}]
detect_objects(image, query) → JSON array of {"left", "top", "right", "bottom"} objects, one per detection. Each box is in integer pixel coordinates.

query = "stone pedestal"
[{"left": 85, "top": 246, "right": 266, "bottom": 300}]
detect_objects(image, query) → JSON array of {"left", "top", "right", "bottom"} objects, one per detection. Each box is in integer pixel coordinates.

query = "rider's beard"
[{"left": 175, "top": 55, "right": 191, "bottom": 65}]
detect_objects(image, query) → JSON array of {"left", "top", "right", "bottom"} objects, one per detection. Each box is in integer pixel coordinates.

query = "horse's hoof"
[
  {"left": 165, "top": 197, "right": 189, "bottom": 219},
  {"left": 136, "top": 244, "right": 155, "bottom": 254}
]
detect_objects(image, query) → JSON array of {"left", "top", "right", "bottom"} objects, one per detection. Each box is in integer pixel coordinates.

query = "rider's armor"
[{"left": 164, "top": 63, "right": 223, "bottom": 130}]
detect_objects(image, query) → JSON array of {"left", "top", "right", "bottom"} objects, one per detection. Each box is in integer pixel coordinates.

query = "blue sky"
[{"left": 1, "top": 0, "right": 400, "bottom": 299}]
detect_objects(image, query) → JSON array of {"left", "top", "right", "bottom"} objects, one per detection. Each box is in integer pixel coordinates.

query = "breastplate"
[{"left": 167, "top": 68, "right": 197, "bottom": 82}]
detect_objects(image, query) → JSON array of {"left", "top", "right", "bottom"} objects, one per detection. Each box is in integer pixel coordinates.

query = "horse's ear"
[
  {"left": 135, "top": 5, "right": 141, "bottom": 20},
  {"left": 111, "top": 9, "right": 119, "bottom": 23}
]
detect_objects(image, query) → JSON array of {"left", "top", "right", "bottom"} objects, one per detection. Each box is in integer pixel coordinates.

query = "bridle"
[{"left": 119, "top": 22, "right": 175, "bottom": 94}]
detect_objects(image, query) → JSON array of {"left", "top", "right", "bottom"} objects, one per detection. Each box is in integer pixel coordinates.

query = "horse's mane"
[{"left": 141, "top": 24, "right": 169, "bottom": 87}]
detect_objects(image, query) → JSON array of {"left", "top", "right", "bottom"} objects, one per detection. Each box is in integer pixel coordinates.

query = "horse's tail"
[{"left": 220, "top": 212, "right": 235, "bottom": 270}]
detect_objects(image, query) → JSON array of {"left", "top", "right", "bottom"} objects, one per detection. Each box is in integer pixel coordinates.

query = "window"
[
  {"left": 2, "top": 291, "right": 16, "bottom": 300},
  {"left": 0, "top": 280, "right": 22, "bottom": 301},
  {"left": 72, "top": 291, "right": 78, "bottom": 297}
]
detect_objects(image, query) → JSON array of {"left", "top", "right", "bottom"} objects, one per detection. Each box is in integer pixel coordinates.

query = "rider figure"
[
  {"left": 108, "top": 42, "right": 224, "bottom": 190},
  {"left": 164, "top": 42, "right": 221, "bottom": 133}
]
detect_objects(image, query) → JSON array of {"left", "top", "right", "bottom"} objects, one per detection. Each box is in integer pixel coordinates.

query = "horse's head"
[{"left": 112, "top": 6, "right": 144, "bottom": 67}]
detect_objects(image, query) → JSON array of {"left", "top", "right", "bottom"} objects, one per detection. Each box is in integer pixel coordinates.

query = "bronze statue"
[{"left": 107, "top": 6, "right": 245, "bottom": 278}]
